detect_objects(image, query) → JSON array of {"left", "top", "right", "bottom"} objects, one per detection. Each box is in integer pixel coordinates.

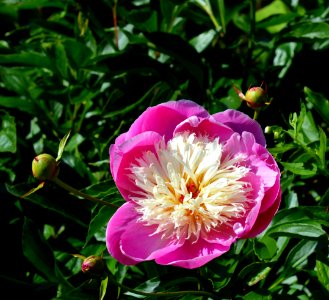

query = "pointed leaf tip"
[{"left": 57, "top": 130, "right": 71, "bottom": 161}]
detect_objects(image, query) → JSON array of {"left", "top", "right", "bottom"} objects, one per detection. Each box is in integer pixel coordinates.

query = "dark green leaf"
[
  {"left": 304, "top": 87, "right": 329, "bottom": 124},
  {"left": 287, "top": 22, "right": 329, "bottom": 40},
  {"left": 85, "top": 205, "right": 117, "bottom": 245},
  {"left": 0, "top": 111, "right": 16, "bottom": 153},
  {"left": 22, "top": 218, "right": 58, "bottom": 282}
]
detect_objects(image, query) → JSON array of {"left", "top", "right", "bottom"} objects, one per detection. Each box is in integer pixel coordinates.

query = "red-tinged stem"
[{"left": 113, "top": 0, "right": 119, "bottom": 49}]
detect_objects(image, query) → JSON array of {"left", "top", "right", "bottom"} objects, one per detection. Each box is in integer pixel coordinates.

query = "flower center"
[{"left": 130, "top": 133, "right": 253, "bottom": 243}]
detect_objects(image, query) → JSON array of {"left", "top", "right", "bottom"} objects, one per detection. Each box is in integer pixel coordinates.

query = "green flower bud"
[
  {"left": 32, "top": 153, "right": 59, "bottom": 181},
  {"left": 81, "top": 255, "right": 105, "bottom": 277},
  {"left": 245, "top": 87, "right": 267, "bottom": 108}
]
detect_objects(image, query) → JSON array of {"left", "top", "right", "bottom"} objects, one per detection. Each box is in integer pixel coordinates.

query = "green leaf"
[
  {"left": 255, "top": 0, "right": 290, "bottom": 33},
  {"left": 85, "top": 205, "right": 117, "bottom": 245},
  {"left": 57, "top": 130, "right": 71, "bottom": 161},
  {"left": 125, "top": 277, "right": 161, "bottom": 298},
  {"left": 304, "top": 87, "right": 329, "bottom": 124},
  {"left": 0, "top": 96, "right": 36, "bottom": 114},
  {"left": 318, "top": 126, "right": 327, "bottom": 167},
  {"left": 267, "top": 223, "right": 325, "bottom": 239},
  {"left": 254, "top": 236, "right": 278, "bottom": 261},
  {"left": 20, "top": 181, "right": 46, "bottom": 199},
  {"left": 316, "top": 260, "right": 329, "bottom": 292},
  {"left": 0, "top": 53, "right": 51, "bottom": 68},
  {"left": 100, "top": 276, "right": 109, "bottom": 300},
  {"left": 287, "top": 22, "right": 329, "bottom": 40},
  {"left": 280, "top": 162, "right": 317, "bottom": 176},
  {"left": 22, "top": 218, "right": 58, "bottom": 282},
  {"left": 0, "top": 111, "right": 16, "bottom": 153},
  {"left": 255, "top": 0, "right": 290, "bottom": 22},
  {"left": 285, "top": 240, "right": 318, "bottom": 270},
  {"left": 189, "top": 29, "right": 216, "bottom": 53},
  {"left": 239, "top": 262, "right": 272, "bottom": 287}
]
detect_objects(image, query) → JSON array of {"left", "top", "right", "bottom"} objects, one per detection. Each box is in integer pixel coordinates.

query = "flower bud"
[
  {"left": 81, "top": 255, "right": 105, "bottom": 277},
  {"left": 245, "top": 87, "right": 267, "bottom": 108},
  {"left": 32, "top": 153, "right": 59, "bottom": 181}
]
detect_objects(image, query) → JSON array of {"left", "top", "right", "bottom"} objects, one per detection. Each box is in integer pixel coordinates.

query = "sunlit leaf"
[
  {"left": 316, "top": 260, "right": 329, "bottom": 292},
  {"left": 57, "top": 130, "right": 71, "bottom": 161},
  {"left": 100, "top": 276, "right": 109, "bottom": 300}
]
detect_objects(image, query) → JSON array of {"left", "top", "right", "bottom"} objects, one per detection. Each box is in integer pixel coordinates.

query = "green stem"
[
  {"left": 52, "top": 177, "right": 118, "bottom": 208},
  {"left": 253, "top": 109, "right": 260, "bottom": 120},
  {"left": 107, "top": 275, "right": 220, "bottom": 299}
]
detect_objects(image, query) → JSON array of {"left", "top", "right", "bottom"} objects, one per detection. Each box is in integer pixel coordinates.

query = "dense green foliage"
[{"left": 1, "top": 0, "right": 329, "bottom": 299}]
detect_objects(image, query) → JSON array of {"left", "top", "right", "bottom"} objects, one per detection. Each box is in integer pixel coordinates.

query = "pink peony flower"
[{"left": 106, "top": 100, "right": 281, "bottom": 269}]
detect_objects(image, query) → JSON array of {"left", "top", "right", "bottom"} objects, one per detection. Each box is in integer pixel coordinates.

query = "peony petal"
[
  {"left": 155, "top": 239, "right": 231, "bottom": 269},
  {"left": 110, "top": 131, "right": 163, "bottom": 201},
  {"left": 120, "top": 222, "right": 182, "bottom": 261},
  {"left": 233, "top": 172, "right": 264, "bottom": 237},
  {"left": 125, "top": 100, "right": 209, "bottom": 141},
  {"left": 106, "top": 202, "right": 140, "bottom": 265},
  {"left": 213, "top": 109, "right": 266, "bottom": 146},
  {"left": 174, "top": 116, "right": 234, "bottom": 142},
  {"left": 243, "top": 189, "right": 282, "bottom": 238}
]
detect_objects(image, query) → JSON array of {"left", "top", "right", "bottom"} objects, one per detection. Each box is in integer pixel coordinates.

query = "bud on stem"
[
  {"left": 81, "top": 255, "right": 105, "bottom": 277},
  {"left": 32, "top": 154, "right": 59, "bottom": 181}
]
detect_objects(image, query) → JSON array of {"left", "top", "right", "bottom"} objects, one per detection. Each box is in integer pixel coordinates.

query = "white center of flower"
[{"left": 130, "top": 133, "right": 253, "bottom": 243}]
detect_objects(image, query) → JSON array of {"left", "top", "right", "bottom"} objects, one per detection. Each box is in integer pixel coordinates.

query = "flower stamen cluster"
[{"left": 130, "top": 133, "right": 253, "bottom": 243}]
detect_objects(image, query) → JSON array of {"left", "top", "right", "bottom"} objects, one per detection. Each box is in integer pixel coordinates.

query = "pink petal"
[
  {"left": 106, "top": 202, "right": 140, "bottom": 265},
  {"left": 213, "top": 109, "right": 266, "bottom": 146},
  {"left": 120, "top": 222, "right": 182, "bottom": 261},
  {"left": 155, "top": 239, "right": 231, "bottom": 269},
  {"left": 110, "top": 131, "right": 162, "bottom": 201},
  {"left": 233, "top": 172, "right": 264, "bottom": 237},
  {"left": 174, "top": 116, "right": 234, "bottom": 142},
  {"left": 125, "top": 100, "right": 209, "bottom": 141},
  {"left": 243, "top": 189, "right": 282, "bottom": 238}
]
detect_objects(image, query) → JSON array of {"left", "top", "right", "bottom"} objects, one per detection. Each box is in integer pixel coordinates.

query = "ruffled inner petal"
[
  {"left": 125, "top": 100, "right": 209, "bottom": 141},
  {"left": 174, "top": 116, "right": 234, "bottom": 142},
  {"left": 213, "top": 109, "right": 266, "bottom": 146},
  {"left": 110, "top": 131, "right": 163, "bottom": 201}
]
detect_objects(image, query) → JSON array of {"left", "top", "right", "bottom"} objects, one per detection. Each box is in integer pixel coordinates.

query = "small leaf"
[
  {"left": 20, "top": 181, "right": 46, "bottom": 199},
  {"left": 0, "top": 112, "right": 16, "bottom": 153},
  {"left": 57, "top": 130, "right": 71, "bottom": 161},
  {"left": 318, "top": 126, "right": 327, "bottom": 167},
  {"left": 72, "top": 254, "right": 86, "bottom": 260},
  {"left": 280, "top": 162, "right": 317, "bottom": 176},
  {"left": 100, "top": 276, "right": 109, "bottom": 300},
  {"left": 316, "top": 260, "right": 329, "bottom": 292},
  {"left": 254, "top": 236, "right": 278, "bottom": 261}
]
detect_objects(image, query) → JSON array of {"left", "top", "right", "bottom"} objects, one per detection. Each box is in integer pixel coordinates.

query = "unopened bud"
[
  {"left": 81, "top": 255, "right": 105, "bottom": 277},
  {"left": 245, "top": 87, "right": 268, "bottom": 108},
  {"left": 32, "top": 154, "right": 59, "bottom": 181}
]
